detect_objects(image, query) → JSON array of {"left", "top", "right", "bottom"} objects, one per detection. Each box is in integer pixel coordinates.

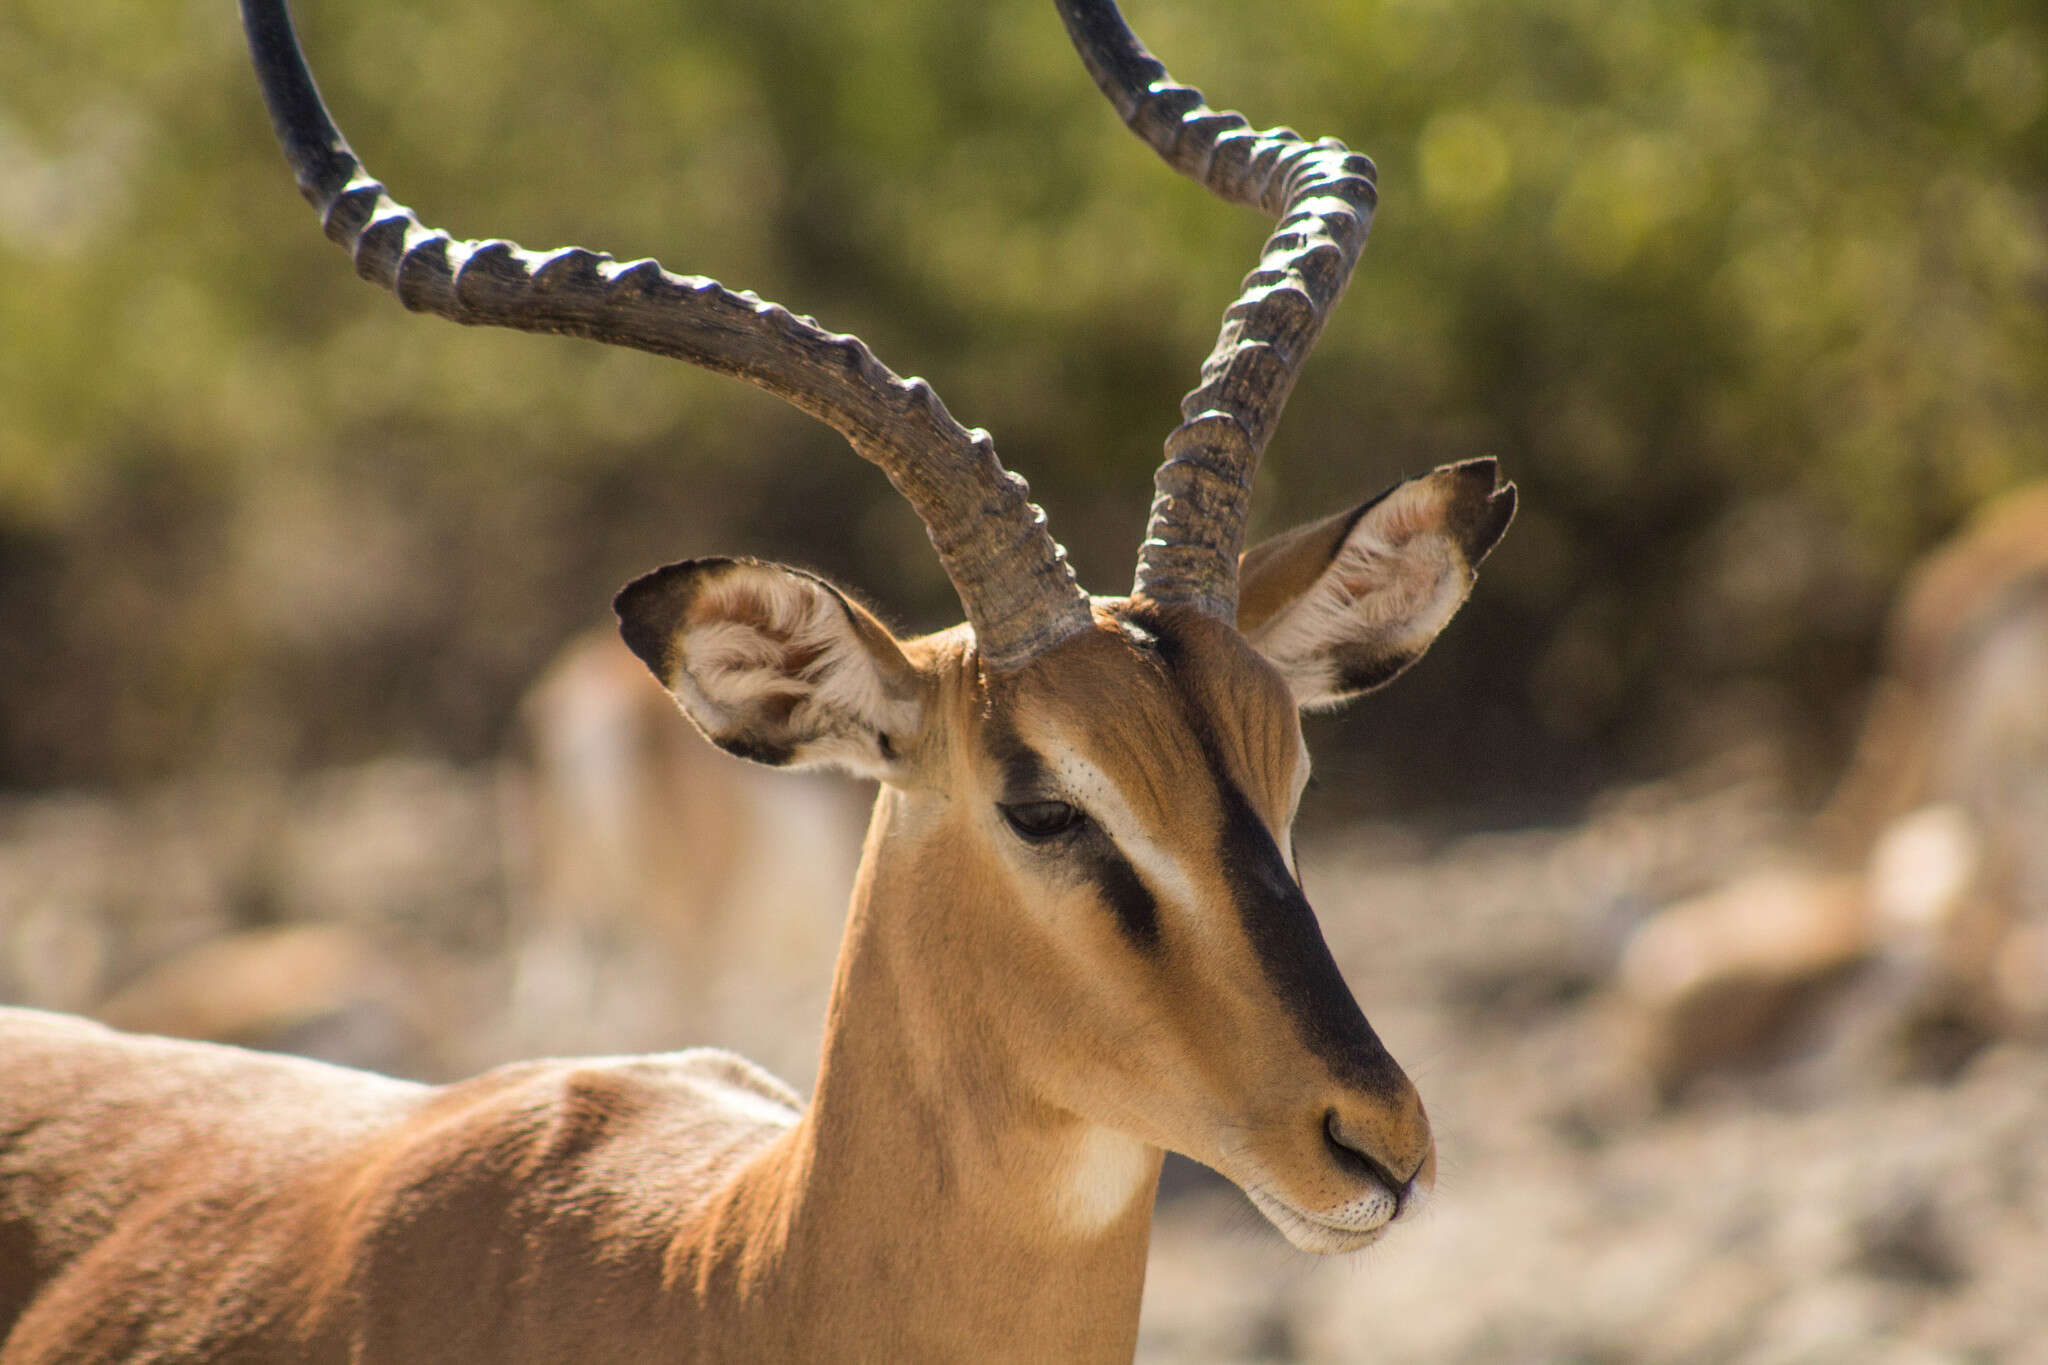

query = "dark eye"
[{"left": 1000, "top": 800, "right": 1084, "bottom": 842}]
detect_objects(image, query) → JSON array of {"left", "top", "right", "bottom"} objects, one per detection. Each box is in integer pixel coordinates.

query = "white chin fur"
[{"left": 1245, "top": 1184, "right": 1399, "bottom": 1255}]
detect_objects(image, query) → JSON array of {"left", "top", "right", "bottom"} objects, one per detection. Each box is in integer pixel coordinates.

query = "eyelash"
[{"left": 999, "top": 800, "right": 1085, "bottom": 842}]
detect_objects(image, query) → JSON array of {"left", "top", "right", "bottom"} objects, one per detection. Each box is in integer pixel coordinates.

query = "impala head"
[
  {"left": 244, "top": 0, "right": 1512, "bottom": 1252},
  {"left": 611, "top": 459, "right": 1509, "bottom": 1250}
]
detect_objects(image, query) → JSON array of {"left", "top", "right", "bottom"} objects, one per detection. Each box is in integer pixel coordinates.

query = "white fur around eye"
[{"left": 1039, "top": 743, "right": 1197, "bottom": 914}]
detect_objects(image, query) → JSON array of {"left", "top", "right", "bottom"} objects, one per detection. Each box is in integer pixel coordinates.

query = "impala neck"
[{"left": 702, "top": 786, "right": 1163, "bottom": 1360}]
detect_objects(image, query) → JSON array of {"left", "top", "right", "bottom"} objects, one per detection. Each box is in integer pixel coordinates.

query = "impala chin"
[{"left": 1244, "top": 1182, "right": 1406, "bottom": 1255}]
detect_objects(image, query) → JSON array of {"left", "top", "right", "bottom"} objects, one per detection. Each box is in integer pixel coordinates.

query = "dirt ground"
[{"left": 2, "top": 756, "right": 2043, "bottom": 1362}]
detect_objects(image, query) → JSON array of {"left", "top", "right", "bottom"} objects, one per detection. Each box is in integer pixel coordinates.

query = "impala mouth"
[{"left": 1244, "top": 1184, "right": 1404, "bottom": 1255}]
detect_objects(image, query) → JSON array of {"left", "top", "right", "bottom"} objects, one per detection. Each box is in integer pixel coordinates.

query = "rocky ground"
[{"left": 2, "top": 756, "right": 2042, "bottom": 1362}]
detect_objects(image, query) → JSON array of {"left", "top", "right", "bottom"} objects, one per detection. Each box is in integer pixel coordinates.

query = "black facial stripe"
[
  {"left": 984, "top": 720, "right": 1161, "bottom": 953},
  {"left": 1212, "top": 776, "right": 1405, "bottom": 1098},
  {"left": 985, "top": 718, "right": 1051, "bottom": 800},
  {"left": 1083, "top": 840, "right": 1161, "bottom": 951},
  {"left": 1125, "top": 606, "right": 1407, "bottom": 1098}
]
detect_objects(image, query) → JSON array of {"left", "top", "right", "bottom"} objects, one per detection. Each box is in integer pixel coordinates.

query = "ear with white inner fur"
[
  {"left": 613, "top": 557, "right": 926, "bottom": 781},
  {"left": 1237, "top": 458, "right": 1516, "bottom": 710}
]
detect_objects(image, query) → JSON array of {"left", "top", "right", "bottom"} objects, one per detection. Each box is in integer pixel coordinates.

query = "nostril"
[{"left": 1321, "top": 1109, "right": 1408, "bottom": 1197}]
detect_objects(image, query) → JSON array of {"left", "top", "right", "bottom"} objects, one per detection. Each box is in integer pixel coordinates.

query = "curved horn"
[
  {"left": 240, "top": 0, "right": 1093, "bottom": 672},
  {"left": 1056, "top": 0, "right": 1380, "bottom": 620}
]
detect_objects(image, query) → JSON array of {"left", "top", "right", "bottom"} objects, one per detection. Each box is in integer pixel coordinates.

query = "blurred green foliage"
[{"left": 1, "top": 0, "right": 2042, "bottom": 819}]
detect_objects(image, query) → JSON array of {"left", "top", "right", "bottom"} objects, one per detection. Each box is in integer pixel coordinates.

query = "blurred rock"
[
  {"left": 96, "top": 922, "right": 443, "bottom": 1078},
  {"left": 1837, "top": 484, "right": 2048, "bottom": 1042},
  {"left": 1615, "top": 864, "right": 1871, "bottom": 1095},
  {"left": 272, "top": 758, "right": 505, "bottom": 949},
  {"left": 0, "top": 759, "right": 501, "bottom": 1078},
  {"left": 1604, "top": 483, "right": 2048, "bottom": 1098}
]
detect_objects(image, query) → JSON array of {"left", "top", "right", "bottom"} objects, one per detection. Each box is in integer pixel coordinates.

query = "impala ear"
[
  {"left": 614, "top": 558, "right": 926, "bottom": 781},
  {"left": 1238, "top": 458, "right": 1515, "bottom": 710}
]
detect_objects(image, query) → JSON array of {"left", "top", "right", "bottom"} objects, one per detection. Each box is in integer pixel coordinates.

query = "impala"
[{"left": 0, "top": 0, "right": 1513, "bottom": 1359}]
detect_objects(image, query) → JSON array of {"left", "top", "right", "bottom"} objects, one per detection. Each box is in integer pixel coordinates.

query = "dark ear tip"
[
  {"left": 614, "top": 558, "right": 729, "bottom": 680},
  {"left": 1470, "top": 480, "right": 1516, "bottom": 564},
  {"left": 1435, "top": 457, "right": 1514, "bottom": 568},
  {"left": 1445, "top": 455, "right": 1500, "bottom": 488}
]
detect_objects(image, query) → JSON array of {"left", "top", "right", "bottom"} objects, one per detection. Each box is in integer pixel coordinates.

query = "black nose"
[{"left": 1323, "top": 1109, "right": 1415, "bottom": 1207}]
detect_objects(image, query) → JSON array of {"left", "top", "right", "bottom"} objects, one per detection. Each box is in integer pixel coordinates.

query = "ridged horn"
[
  {"left": 1056, "top": 0, "right": 1380, "bottom": 619},
  {"left": 240, "top": 0, "right": 1094, "bottom": 671}
]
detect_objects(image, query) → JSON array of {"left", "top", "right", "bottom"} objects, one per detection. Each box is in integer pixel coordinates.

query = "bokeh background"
[{"left": 3, "top": 0, "right": 2045, "bottom": 1359}]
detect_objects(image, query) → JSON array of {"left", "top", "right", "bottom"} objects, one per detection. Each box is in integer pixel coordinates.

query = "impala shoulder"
[
  {"left": 542, "top": 1049, "right": 803, "bottom": 1155},
  {"left": 516, "top": 1049, "right": 799, "bottom": 1128},
  {"left": 392, "top": 1050, "right": 803, "bottom": 1182},
  {"left": 658, "top": 1048, "right": 805, "bottom": 1125}
]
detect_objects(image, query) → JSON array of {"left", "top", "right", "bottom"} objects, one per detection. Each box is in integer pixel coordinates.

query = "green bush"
[{"left": 1, "top": 0, "right": 2041, "bottom": 817}]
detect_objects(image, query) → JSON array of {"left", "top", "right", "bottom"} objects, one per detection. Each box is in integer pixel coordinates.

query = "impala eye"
[{"left": 1000, "top": 800, "right": 1084, "bottom": 842}]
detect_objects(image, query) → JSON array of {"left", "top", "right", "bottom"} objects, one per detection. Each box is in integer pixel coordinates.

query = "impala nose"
[{"left": 1323, "top": 1103, "right": 1433, "bottom": 1212}]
